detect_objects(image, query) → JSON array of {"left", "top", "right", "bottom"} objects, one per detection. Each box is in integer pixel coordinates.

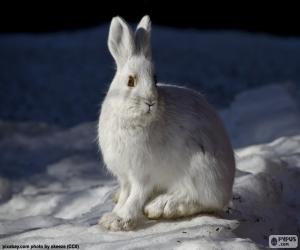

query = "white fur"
[{"left": 98, "top": 16, "right": 235, "bottom": 231}]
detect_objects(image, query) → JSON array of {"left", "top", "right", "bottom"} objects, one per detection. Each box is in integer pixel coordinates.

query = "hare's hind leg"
[
  {"left": 144, "top": 192, "right": 202, "bottom": 219},
  {"left": 144, "top": 176, "right": 226, "bottom": 219}
]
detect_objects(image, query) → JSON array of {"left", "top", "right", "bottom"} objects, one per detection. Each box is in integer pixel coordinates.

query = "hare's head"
[{"left": 107, "top": 16, "right": 160, "bottom": 122}]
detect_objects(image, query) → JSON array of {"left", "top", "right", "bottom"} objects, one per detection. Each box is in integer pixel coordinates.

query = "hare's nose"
[{"left": 145, "top": 101, "right": 155, "bottom": 107}]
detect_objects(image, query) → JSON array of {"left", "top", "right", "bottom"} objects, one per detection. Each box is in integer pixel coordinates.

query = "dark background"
[
  {"left": 1, "top": 2, "right": 299, "bottom": 128},
  {"left": 0, "top": 2, "right": 298, "bottom": 36}
]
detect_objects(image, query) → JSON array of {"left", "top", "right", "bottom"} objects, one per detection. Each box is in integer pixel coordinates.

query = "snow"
[
  {"left": 222, "top": 84, "right": 300, "bottom": 147},
  {"left": 1, "top": 25, "right": 300, "bottom": 249}
]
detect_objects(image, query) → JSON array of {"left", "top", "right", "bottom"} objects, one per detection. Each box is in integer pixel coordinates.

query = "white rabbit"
[{"left": 98, "top": 15, "right": 235, "bottom": 231}]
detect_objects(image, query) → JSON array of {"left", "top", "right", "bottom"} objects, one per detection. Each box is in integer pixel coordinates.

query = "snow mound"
[
  {"left": 0, "top": 84, "right": 299, "bottom": 249},
  {"left": 222, "top": 84, "right": 300, "bottom": 147}
]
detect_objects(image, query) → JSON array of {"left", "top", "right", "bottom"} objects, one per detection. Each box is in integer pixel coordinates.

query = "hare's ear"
[
  {"left": 108, "top": 16, "right": 134, "bottom": 68},
  {"left": 135, "top": 15, "right": 152, "bottom": 58}
]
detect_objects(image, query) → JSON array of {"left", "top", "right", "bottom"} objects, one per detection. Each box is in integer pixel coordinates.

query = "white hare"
[{"left": 98, "top": 15, "right": 235, "bottom": 231}]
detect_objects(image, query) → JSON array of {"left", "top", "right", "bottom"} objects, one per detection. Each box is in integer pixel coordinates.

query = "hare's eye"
[{"left": 128, "top": 75, "right": 136, "bottom": 87}]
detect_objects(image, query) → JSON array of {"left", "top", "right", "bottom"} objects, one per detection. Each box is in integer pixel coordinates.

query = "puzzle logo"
[{"left": 269, "top": 235, "right": 298, "bottom": 248}]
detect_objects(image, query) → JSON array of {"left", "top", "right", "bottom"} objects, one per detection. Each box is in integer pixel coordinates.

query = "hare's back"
[
  {"left": 157, "top": 83, "right": 232, "bottom": 153},
  {"left": 157, "top": 83, "right": 216, "bottom": 119}
]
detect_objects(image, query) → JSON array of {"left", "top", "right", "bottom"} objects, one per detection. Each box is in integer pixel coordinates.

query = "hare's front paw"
[
  {"left": 144, "top": 194, "right": 201, "bottom": 219},
  {"left": 112, "top": 188, "right": 120, "bottom": 204},
  {"left": 99, "top": 212, "right": 136, "bottom": 231}
]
